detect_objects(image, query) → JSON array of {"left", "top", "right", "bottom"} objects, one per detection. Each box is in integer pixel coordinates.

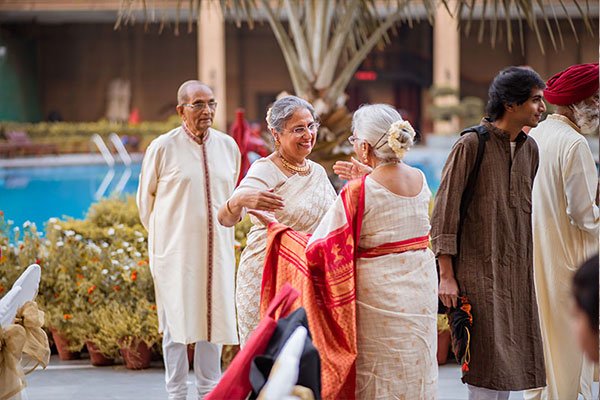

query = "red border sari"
[{"left": 260, "top": 176, "right": 366, "bottom": 399}]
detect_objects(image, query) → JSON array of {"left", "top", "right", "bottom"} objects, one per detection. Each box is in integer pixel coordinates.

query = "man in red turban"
[{"left": 525, "top": 63, "right": 599, "bottom": 400}]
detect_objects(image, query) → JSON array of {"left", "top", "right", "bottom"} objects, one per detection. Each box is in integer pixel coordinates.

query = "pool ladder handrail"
[
  {"left": 90, "top": 133, "right": 132, "bottom": 166},
  {"left": 91, "top": 134, "right": 115, "bottom": 167},
  {"left": 109, "top": 132, "right": 132, "bottom": 166}
]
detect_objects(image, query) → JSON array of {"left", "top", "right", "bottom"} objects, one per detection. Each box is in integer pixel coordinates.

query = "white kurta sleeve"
[
  {"left": 562, "top": 140, "right": 600, "bottom": 236},
  {"left": 136, "top": 141, "right": 161, "bottom": 230}
]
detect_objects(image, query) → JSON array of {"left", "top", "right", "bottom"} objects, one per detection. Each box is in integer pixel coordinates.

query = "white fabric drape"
[{"left": 527, "top": 115, "right": 599, "bottom": 400}]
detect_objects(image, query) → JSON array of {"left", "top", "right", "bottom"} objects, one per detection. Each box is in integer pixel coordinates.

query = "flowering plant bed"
[{"left": 0, "top": 196, "right": 251, "bottom": 367}]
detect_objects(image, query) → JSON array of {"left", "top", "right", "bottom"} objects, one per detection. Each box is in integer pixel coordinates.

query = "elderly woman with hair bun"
[
  {"left": 252, "top": 104, "right": 438, "bottom": 399},
  {"left": 218, "top": 95, "right": 336, "bottom": 346}
]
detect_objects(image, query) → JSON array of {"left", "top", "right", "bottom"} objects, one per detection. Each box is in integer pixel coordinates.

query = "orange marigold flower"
[
  {"left": 130, "top": 270, "right": 138, "bottom": 281},
  {"left": 113, "top": 285, "right": 121, "bottom": 292},
  {"left": 0, "top": 285, "right": 4, "bottom": 294},
  {"left": 87, "top": 285, "right": 96, "bottom": 294},
  {"left": 63, "top": 314, "right": 73, "bottom": 320},
  {"left": 137, "top": 260, "right": 147, "bottom": 266},
  {"left": 76, "top": 274, "right": 84, "bottom": 280},
  {"left": 150, "top": 304, "right": 157, "bottom": 311},
  {"left": 19, "top": 244, "right": 24, "bottom": 250}
]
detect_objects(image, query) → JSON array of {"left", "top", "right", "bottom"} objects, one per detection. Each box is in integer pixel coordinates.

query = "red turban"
[{"left": 544, "top": 63, "right": 599, "bottom": 106}]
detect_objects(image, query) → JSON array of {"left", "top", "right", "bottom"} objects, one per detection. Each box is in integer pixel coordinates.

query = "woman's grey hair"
[
  {"left": 352, "top": 104, "right": 414, "bottom": 161},
  {"left": 266, "top": 96, "right": 317, "bottom": 132}
]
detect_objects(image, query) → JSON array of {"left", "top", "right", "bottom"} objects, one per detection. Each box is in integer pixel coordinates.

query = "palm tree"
[{"left": 116, "top": 0, "right": 594, "bottom": 159}]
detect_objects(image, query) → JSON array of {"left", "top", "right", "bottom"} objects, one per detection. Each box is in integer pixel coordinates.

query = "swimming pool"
[
  {"left": 0, "top": 163, "right": 142, "bottom": 230},
  {"left": 0, "top": 153, "right": 443, "bottom": 231}
]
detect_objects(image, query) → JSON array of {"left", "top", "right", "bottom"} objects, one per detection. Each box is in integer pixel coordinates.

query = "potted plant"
[{"left": 95, "top": 298, "right": 160, "bottom": 369}]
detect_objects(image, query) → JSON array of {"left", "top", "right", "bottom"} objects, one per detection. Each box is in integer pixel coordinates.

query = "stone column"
[
  {"left": 433, "top": 1, "right": 460, "bottom": 135},
  {"left": 197, "top": 0, "right": 227, "bottom": 130}
]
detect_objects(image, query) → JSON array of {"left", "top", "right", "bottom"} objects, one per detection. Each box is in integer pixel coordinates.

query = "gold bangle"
[{"left": 226, "top": 200, "right": 234, "bottom": 215}]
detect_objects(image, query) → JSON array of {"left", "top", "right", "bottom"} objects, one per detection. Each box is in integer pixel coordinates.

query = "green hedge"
[{"left": 0, "top": 117, "right": 181, "bottom": 153}]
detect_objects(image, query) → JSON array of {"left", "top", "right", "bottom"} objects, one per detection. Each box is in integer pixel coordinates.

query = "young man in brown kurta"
[{"left": 432, "top": 67, "right": 547, "bottom": 399}]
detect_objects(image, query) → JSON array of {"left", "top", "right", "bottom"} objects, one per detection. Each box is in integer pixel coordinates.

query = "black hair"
[
  {"left": 572, "top": 254, "right": 599, "bottom": 333},
  {"left": 485, "top": 66, "right": 546, "bottom": 121}
]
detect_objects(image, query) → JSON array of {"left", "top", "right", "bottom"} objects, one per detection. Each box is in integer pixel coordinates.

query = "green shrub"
[{"left": 0, "top": 195, "right": 253, "bottom": 356}]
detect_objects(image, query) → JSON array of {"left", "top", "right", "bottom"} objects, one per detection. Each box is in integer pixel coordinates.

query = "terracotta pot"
[
  {"left": 187, "top": 344, "right": 194, "bottom": 369},
  {"left": 51, "top": 329, "right": 80, "bottom": 360},
  {"left": 437, "top": 329, "right": 452, "bottom": 365},
  {"left": 86, "top": 341, "right": 115, "bottom": 366},
  {"left": 119, "top": 339, "right": 152, "bottom": 370}
]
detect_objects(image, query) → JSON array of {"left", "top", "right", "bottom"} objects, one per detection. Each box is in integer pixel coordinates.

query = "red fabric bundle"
[{"left": 205, "top": 283, "right": 299, "bottom": 400}]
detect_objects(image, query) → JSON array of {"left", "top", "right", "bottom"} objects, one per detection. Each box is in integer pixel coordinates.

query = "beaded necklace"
[{"left": 278, "top": 152, "right": 311, "bottom": 176}]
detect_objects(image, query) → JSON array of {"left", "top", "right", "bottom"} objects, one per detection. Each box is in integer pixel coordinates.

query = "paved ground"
[{"left": 23, "top": 355, "right": 598, "bottom": 400}]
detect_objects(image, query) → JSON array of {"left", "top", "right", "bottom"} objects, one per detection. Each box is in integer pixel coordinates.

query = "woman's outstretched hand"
[
  {"left": 248, "top": 210, "right": 279, "bottom": 226},
  {"left": 333, "top": 157, "right": 372, "bottom": 181},
  {"left": 241, "top": 188, "right": 284, "bottom": 212}
]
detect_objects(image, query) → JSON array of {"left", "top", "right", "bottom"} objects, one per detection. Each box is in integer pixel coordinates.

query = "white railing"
[
  {"left": 91, "top": 133, "right": 115, "bottom": 167},
  {"left": 90, "top": 133, "right": 133, "bottom": 199},
  {"left": 109, "top": 132, "right": 132, "bottom": 166}
]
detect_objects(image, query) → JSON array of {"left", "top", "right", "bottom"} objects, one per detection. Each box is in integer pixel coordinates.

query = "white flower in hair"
[{"left": 387, "top": 120, "right": 416, "bottom": 157}]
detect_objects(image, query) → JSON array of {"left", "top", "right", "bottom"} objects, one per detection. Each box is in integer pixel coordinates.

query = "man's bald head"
[{"left": 177, "top": 80, "right": 213, "bottom": 105}]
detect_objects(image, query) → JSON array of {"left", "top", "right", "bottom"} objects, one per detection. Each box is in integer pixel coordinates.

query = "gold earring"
[{"left": 274, "top": 137, "right": 280, "bottom": 150}]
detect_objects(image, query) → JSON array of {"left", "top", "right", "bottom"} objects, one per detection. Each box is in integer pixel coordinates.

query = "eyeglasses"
[
  {"left": 348, "top": 135, "right": 360, "bottom": 144},
  {"left": 285, "top": 122, "right": 320, "bottom": 136},
  {"left": 181, "top": 101, "right": 218, "bottom": 111}
]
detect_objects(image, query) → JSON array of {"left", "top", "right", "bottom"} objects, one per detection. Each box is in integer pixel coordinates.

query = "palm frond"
[{"left": 115, "top": 0, "right": 596, "bottom": 114}]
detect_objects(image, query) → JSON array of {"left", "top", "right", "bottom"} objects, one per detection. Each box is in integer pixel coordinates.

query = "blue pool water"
[
  {"left": 0, "top": 158, "right": 442, "bottom": 232},
  {"left": 0, "top": 163, "right": 141, "bottom": 230}
]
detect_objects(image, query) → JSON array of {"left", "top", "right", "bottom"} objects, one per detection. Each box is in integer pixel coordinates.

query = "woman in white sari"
[
  {"left": 254, "top": 104, "right": 438, "bottom": 399},
  {"left": 218, "top": 96, "right": 336, "bottom": 346}
]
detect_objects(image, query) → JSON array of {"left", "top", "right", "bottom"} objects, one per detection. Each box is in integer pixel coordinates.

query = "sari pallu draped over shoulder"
[
  {"left": 261, "top": 176, "right": 432, "bottom": 398},
  {"left": 260, "top": 177, "right": 366, "bottom": 399}
]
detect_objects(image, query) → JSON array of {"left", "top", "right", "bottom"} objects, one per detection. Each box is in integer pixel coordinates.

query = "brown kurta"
[{"left": 431, "top": 120, "right": 546, "bottom": 391}]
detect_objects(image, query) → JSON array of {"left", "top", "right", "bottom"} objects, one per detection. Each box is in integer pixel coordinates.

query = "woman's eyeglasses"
[{"left": 286, "top": 122, "right": 320, "bottom": 136}]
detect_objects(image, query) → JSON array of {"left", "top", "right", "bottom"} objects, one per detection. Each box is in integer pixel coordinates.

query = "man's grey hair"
[
  {"left": 570, "top": 91, "right": 600, "bottom": 134},
  {"left": 177, "top": 80, "right": 212, "bottom": 105},
  {"left": 352, "top": 104, "right": 410, "bottom": 161},
  {"left": 266, "top": 96, "right": 317, "bottom": 132}
]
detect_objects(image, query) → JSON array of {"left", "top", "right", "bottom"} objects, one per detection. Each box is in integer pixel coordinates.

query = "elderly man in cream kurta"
[
  {"left": 525, "top": 64, "right": 599, "bottom": 400},
  {"left": 137, "top": 81, "right": 240, "bottom": 400}
]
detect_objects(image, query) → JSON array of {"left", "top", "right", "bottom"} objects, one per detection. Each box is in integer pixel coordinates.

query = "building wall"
[
  {"left": 460, "top": 18, "right": 597, "bottom": 100},
  {"left": 225, "top": 24, "right": 293, "bottom": 124},
  {"left": 0, "top": 26, "right": 42, "bottom": 122},
  {"left": 0, "top": 16, "right": 597, "bottom": 129},
  {"left": 35, "top": 23, "right": 197, "bottom": 122}
]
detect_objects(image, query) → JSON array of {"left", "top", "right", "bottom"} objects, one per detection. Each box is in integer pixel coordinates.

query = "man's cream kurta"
[
  {"left": 527, "top": 115, "right": 599, "bottom": 400},
  {"left": 137, "top": 126, "right": 240, "bottom": 345}
]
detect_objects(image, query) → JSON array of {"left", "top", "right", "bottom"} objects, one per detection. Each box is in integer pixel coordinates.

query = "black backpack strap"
[
  {"left": 457, "top": 125, "right": 488, "bottom": 245},
  {"left": 437, "top": 125, "right": 488, "bottom": 314}
]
